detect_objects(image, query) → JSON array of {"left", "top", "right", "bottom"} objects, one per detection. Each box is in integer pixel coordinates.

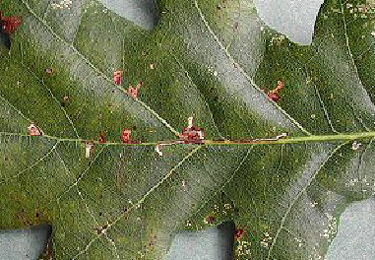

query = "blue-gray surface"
[
  {"left": 326, "top": 198, "right": 375, "bottom": 260},
  {"left": 96, "top": 0, "right": 323, "bottom": 45},
  {"left": 166, "top": 222, "right": 234, "bottom": 260},
  {"left": 254, "top": 0, "right": 324, "bottom": 45},
  {"left": 0, "top": 225, "right": 51, "bottom": 260},
  {"left": 98, "top": 0, "right": 158, "bottom": 30},
  {"left": 165, "top": 230, "right": 227, "bottom": 260}
]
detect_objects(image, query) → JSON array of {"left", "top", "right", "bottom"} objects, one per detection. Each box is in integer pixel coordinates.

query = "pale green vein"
[
  {"left": 55, "top": 145, "right": 107, "bottom": 202},
  {"left": 190, "top": 147, "right": 253, "bottom": 222},
  {"left": 55, "top": 149, "right": 121, "bottom": 260},
  {"left": 266, "top": 142, "right": 347, "bottom": 259},
  {"left": 339, "top": 0, "right": 375, "bottom": 114},
  {"left": 339, "top": 0, "right": 361, "bottom": 79},
  {"left": 72, "top": 146, "right": 202, "bottom": 259},
  {"left": 42, "top": 0, "right": 53, "bottom": 20},
  {"left": 172, "top": 55, "right": 227, "bottom": 140},
  {"left": 0, "top": 94, "right": 32, "bottom": 123},
  {"left": 313, "top": 82, "right": 340, "bottom": 134},
  {"left": 0, "top": 141, "right": 59, "bottom": 183},
  {"left": 17, "top": 59, "right": 81, "bottom": 139},
  {"left": 194, "top": 0, "right": 311, "bottom": 136},
  {"left": 20, "top": 0, "right": 180, "bottom": 137}
]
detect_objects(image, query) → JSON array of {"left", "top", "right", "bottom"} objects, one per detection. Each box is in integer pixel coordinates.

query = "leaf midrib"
[{"left": 1, "top": 131, "right": 375, "bottom": 147}]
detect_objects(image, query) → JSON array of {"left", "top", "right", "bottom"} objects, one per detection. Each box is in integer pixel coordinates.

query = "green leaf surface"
[{"left": 1, "top": 0, "right": 375, "bottom": 259}]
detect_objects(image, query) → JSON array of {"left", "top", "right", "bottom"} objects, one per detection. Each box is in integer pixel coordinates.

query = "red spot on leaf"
[
  {"left": 128, "top": 81, "right": 143, "bottom": 99},
  {"left": 128, "top": 85, "right": 139, "bottom": 98},
  {"left": 205, "top": 215, "right": 215, "bottom": 224},
  {"left": 179, "top": 117, "right": 205, "bottom": 144},
  {"left": 113, "top": 71, "right": 123, "bottom": 85},
  {"left": 267, "top": 80, "right": 285, "bottom": 103},
  {"left": 45, "top": 68, "right": 56, "bottom": 76},
  {"left": 235, "top": 229, "right": 244, "bottom": 240},
  {"left": 28, "top": 123, "right": 43, "bottom": 136},
  {"left": 99, "top": 132, "right": 106, "bottom": 144},
  {"left": 121, "top": 129, "right": 132, "bottom": 143},
  {"left": 0, "top": 10, "right": 22, "bottom": 35}
]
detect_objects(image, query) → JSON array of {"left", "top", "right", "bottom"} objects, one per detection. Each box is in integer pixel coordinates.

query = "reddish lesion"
[
  {"left": 121, "top": 129, "right": 132, "bottom": 143},
  {"left": 266, "top": 80, "right": 285, "bottom": 104},
  {"left": 0, "top": 10, "right": 22, "bottom": 35},
  {"left": 28, "top": 123, "right": 43, "bottom": 136},
  {"left": 0, "top": 10, "right": 21, "bottom": 50},
  {"left": 178, "top": 117, "right": 205, "bottom": 144},
  {"left": 113, "top": 70, "right": 123, "bottom": 86},
  {"left": 235, "top": 228, "right": 245, "bottom": 240},
  {"left": 127, "top": 81, "right": 143, "bottom": 99},
  {"left": 155, "top": 117, "right": 206, "bottom": 156},
  {"left": 98, "top": 132, "right": 106, "bottom": 144}
]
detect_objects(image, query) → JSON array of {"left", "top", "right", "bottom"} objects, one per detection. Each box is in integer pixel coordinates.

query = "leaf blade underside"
[{"left": 1, "top": 0, "right": 375, "bottom": 259}]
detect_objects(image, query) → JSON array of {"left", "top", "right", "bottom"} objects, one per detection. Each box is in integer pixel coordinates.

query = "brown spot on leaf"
[
  {"left": 179, "top": 117, "right": 205, "bottom": 144},
  {"left": 121, "top": 129, "right": 132, "bottom": 143},
  {"left": 113, "top": 71, "right": 123, "bottom": 85},
  {"left": 95, "top": 224, "right": 108, "bottom": 235},
  {"left": 16, "top": 210, "right": 32, "bottom": 226},
  {"left": 148, "top": 231, "right": 157, "bottom": 248},
  {"left": 28, "top": 123, "right": 43, "bottom": 136},
  {"left": 99, "top": 132, "right": 106, "bottom": 144},
  {"left": 205, "top": 215, "right": 215, "bottom": 224},
  {"left": 61, "top": 95, "right": 70, "bottom": 107},
  {"left": 235, "top": 229, "right": 245, "bottom": 240},
  {"left": 267, "top": 80, "right": 285, "bottom": 103}
]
